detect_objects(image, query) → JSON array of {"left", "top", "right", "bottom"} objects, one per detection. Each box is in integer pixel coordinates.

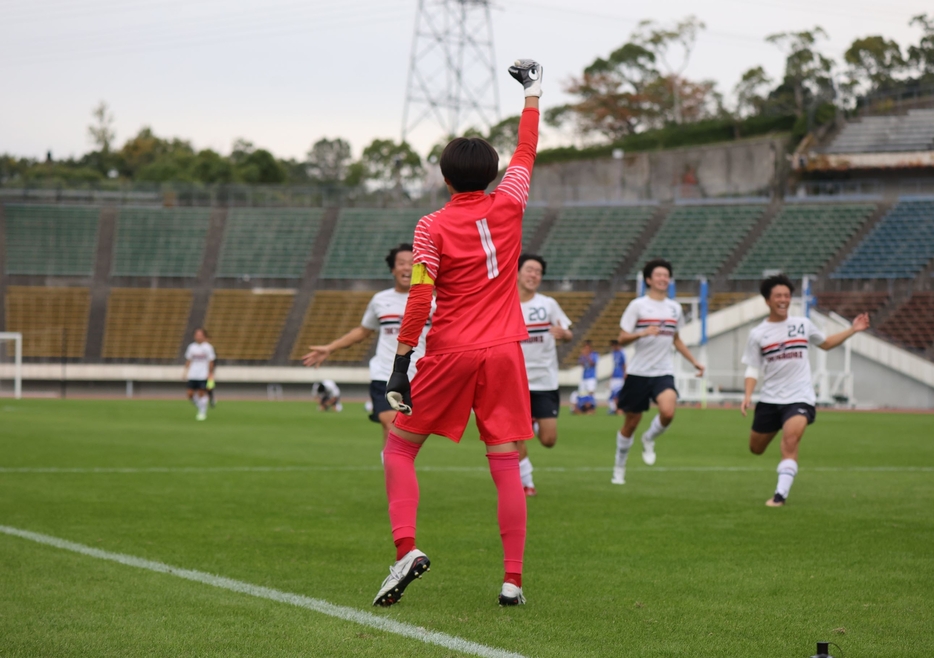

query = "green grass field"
[{"left": 0, "top": 399, "right": 932, "bottom": 657}]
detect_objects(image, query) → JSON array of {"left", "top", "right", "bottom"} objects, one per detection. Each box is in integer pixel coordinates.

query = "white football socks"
[
  {"left": 615, "top": 432, "right": 634, "bottom": 468},
  {"left": 776, "top": 459, "right": 798, "bottom": 498},
  {"left": 641, "top": 415, "right": 668, "bottom": 444},
  {"left": 519, "top": 457, "right": 534, "bottom": 488},
  {"left": 196, "top": 395, "right": 208, "bottom": 415}
]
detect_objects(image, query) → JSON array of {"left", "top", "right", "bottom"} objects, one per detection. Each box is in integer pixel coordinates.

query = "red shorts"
[{"left": 394, "top": 342, "right": 534, "bottom": 445}]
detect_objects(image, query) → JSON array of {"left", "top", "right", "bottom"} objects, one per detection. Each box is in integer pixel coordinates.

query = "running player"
[
  {"left": 183, "top": 327, "right": 215, "bottom": 421},
  {"left": 607, "top": 339, "right": 626, "bottom": 414},
  {"left": 374, "top": 59, "right": 542, "bottom": 608},
  {"left": 302, "top": 244, "right": 431, "bottom": 449},
  {"left": 578, "top": 341, "right": 598, "bottom": 396},
  {"left": 611, "top": 259, "right": 704, "bottom": 485},
  {"left": 517, "top": 253, "right": 573, "bottom": 496},
  {"left": 741, "top": 274, "right": 869, "bottom": 507}
]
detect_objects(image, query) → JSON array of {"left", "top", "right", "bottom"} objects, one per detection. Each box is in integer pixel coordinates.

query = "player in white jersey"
[
  {"left": 316, "top": 380, "right": 342, "bottom": 411},
  {"left": 183, "top": 327, "right": 216, "bottom": 421},
  {"left": 611, "top": 259, "right": 704, "bottom": 485},
  {"left": 516, "top": 254, "right": 573, "bottom": 496},
  {"left": 303, "top": 244, "right": 432, "bottom": 448},
  {"left": 741, "top": 274, "right": 869, "bottom": 507}
]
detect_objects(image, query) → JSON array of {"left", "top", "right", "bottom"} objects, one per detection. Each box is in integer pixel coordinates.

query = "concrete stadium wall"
[{"left": 529, "top": 136, "right": 786, "bottom": 204}]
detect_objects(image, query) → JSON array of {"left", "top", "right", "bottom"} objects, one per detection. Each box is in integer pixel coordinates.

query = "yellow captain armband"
[{"left": 411, "top": 263, "right": 435, "bottom": 286}]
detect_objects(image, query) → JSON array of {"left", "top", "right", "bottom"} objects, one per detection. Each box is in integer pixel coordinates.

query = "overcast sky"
[{"left": 1, "top": 0, "right": 931, "bottom": 161}]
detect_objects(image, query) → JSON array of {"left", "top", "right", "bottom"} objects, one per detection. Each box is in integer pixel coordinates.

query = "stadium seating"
[
  {"left": 4, "top": 286, "right": 90, "bottom": 357},
  {"left": 731, "top": 204, "right": 875, "bottom": 279},
  {"left": 563, "top": 292, "right": 636, "bottom": 366},
  {"left": 4, "top": 204, "right": 100, "bottom": 275},
  {"left": 321, "top": 209, "right": 427, "bottom": 279},
  {"left": 632, "top": 205, "right": 765, "bottom": 278},
  {"left": 522, "top": 206, "right": 547, "bottom": 249},
  {"left": 877, "top": 292, "right": 934, "bottom": 351},
  {"left": 541, "top": 206, "right": 655, "bottom": 280},
  {"left": 290, "top": 291, "right": 376, "bottom": 363},
  {"left": 815, "top": 291, "right": 891, "bottom": 321},
  {"left": 546, "top": 292, "right": 595, "bottom": 327},
  {"left": 216, "top": 208, "right": 324, "bottom": 279},
  {"left": 112, "top": 207, "right": 211, "bottom": 277},
  {"left": 822, "top": 109, "right": 934, "bottom": 154},
  {"left": 708, "top": 292, "right": 755, "bottom": 313},
  {"left": 203, "top": 289, "right": 295, "bottom": 360},
  {"left": 832, "top": 199, "right": 934, "bottom": 279},
  {"left": 102, "top": 288, "right": 193, "bottom": 360}
]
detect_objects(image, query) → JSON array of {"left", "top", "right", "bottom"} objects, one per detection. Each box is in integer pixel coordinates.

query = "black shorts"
[
  {"left": 530, "top": 390, "right": 560, "bottom": 420},
  {"left": 752, "top": 402, "right": 816, "bottom": 434},
  {"left": 369, "top": 380, "right": 393, "bottom": 422},
  {"left": 187, "top": 379, "right": 208, "bottom": 391},
  {"left": 617, "top": 375, "right": 677, "bottom": 413}
]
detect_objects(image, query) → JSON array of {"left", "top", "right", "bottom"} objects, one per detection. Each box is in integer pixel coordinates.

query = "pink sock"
[
  {"left": 487, "top": 451, "right": 526, "bottom": 579},
  {"left": 384, "top": 432, "right": 422, "bottom": 556}
]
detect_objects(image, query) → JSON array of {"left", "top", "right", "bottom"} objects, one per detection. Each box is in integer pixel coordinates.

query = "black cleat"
[
  {"left": 766, "top": 493, "right": 786, "bottom": 507},
  {"left": 372, "top": 550, "right": 430, "bottom": 607},
  {"left": 498, "top": 582, "right": 526, "bottom": 606}
]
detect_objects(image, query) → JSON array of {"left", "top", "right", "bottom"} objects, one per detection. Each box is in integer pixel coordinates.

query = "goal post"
[{"left": 0, "top": 332, "right": 23, "bottom": 399}]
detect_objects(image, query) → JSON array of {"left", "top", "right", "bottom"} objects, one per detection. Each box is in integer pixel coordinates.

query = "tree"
[
  {"left": 359, "top": 139, "right": 423, "bottom": 186},
  {"left": 844, "top": 36, "right": 905, "bottom": 97},
  {"left": 306, "top": 138, "right": 351, "bottom": 183},
  {"left": 486, "top": 115, "right": 521, "bottom": 157},
  {"left": 908, "top": 14, "right": 934, "bottom": 80},
  {"left": 766, "top": 28, "right": 836, "bottom": 117},
  {"left": 88, "top": 102, "right": 115, "bottom": 153},
  {"left": 734, "top": 67, "right": 773, "bottom": 117},
  {"left": 234, "top": 149, "right": 286, "bottom": 184},
  {"left": 634, "top": 16, "right": 706, "bottom": 124}
]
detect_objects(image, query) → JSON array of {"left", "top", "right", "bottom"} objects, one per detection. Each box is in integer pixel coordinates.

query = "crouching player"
[
  {"left": 373, "top": 59, "right": 542, "bottom": 608},
  {"left": 741, "top": 274, "right": 869, "bottom": 506}
]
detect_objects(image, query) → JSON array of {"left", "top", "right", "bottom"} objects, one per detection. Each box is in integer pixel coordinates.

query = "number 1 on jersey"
[{"left": 476, "top": 218, "right": 500, "bottom": 279}]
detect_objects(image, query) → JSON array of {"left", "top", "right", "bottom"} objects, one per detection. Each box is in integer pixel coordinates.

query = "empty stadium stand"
[
  {"left": 112, "top": 207, "right": 211, "bottom": 277},
  {"left": 815, "top": 291, "right": 891, "bottom": 321},
  {"left": 4, "top": 286, "right": 90, "bottom": 357},
  {"left": 877, "top": 292, "right": 934, "bottom": 351},
  {"left": 547, "top": 292, "right": 595, "bottom": 327},
  {"left": 4, "top": 204, "right": 100, "bottom": 275},
  {"left": 203, "top": 289, "right": 295, "bottom": 361},
  {"left": 290, "top": 291, "right": 375, "bottom": 363},
  {"left": 321, "top": 209, "right": 427, "bottom": 279},
  {"left": 708, "top": 292, "right": 755, "bottom": 313},
  {"left": 216, "top": 208, "right": 323, "bottom": 279},
  {"left": 522, "top": 206, "right": 547, "bottom": 249},
  {"left": 102, "top": 288, "right": 193, "bottom": 360},
  {"left": 563, "top": 292, "right": 636, "bottom": 366},
  {"left": 731, "top": 204, "right": 875, "bottom": 279},
  {"left": 632, "top": 204, "right": 765, "bottom": 279},
  {"left": 822, "top": 109, "right": 934, "bottom": 154},
  {"left": 832, "top": 199, "right": 934, "bottom": 279},
  {"left": 541, "top": 206, "right": 655, "bottom": 280}
]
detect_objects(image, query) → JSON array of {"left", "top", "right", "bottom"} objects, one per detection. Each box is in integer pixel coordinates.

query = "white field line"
[
  {"left": 0, "top": 524, "right": 527, "bottom": 658},
  {"left": 0, "top": 465, "right": 931, "bottom": 474}
]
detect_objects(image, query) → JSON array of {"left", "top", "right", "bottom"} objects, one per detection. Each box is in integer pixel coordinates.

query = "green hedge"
[{"left": 536, "top": 114, "right": 797, "bottom": 165}]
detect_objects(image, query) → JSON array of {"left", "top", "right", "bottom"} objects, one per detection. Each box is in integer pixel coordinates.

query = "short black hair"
[
  {"left": 760, "top": 273, "right": 795, "bottom": 300},
  {"left": 642, "top": 258, "right": 673, "bottom": 281},
  {"left": 610, "top": 339, "right": 619, "bottom": 346},
  {"left": 440, "top": 137, "right": 499, "bottom": 192},
  {"left": 385, "top": 243, "right": 413, "bottom": 272},
  {"left": 583, "top": 340, "right": 592, "bottom": 346},
  {"left": 518, "top": 253, "right": 547, "bottom": 275}
]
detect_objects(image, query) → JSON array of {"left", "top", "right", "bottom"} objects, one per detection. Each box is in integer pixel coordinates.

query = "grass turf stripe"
[{"left": 0, "top": 525, "right": 527, "bottom": 658}]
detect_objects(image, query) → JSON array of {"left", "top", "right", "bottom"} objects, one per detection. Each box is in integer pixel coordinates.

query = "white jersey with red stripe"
[
  {"left": 619, "top": 295, "right": 685, "bottom": 377},
  {"left": 742, "top": 316, "right": 827, "bottom": 405},
  {"left": 361, "top": 288, "right": 432, "bottom": 381},
  {"left": 519, "top": 293, "right": 572, "bottom": 391}
]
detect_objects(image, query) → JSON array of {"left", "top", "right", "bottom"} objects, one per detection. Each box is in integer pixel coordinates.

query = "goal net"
[{"left": 0, "top": 332, "right": 23, "bottom": 399}]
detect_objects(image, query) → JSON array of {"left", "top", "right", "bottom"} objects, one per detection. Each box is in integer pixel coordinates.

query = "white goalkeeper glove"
[{"left": 508, "top": 59, "right": 543, "bottom": 97}]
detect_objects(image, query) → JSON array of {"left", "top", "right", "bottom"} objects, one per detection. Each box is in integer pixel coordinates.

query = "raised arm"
[
  {"left": 497, "top": 60, "right": 542, "bottom": 207},
  {"left": 302, "top": 326, "right": 376, "bottom": 367},
  {"left": 818, "top": 313, "right": 870, "bottom": 351}
]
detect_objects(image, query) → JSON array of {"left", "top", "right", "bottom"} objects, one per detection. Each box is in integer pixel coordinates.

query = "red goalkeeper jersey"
[{"left": 412, "top": 107, "right": 539, "bottom": 355}]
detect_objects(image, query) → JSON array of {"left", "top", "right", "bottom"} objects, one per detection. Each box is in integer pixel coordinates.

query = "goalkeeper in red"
[{"left": 372, "top": 59, "right": 542, "bottom": 609}]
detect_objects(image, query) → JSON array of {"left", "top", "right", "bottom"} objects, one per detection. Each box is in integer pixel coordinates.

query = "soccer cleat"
[
  {"left": 498, "top": 582, "right": 526, "bottom": 606},
  {"left": 611, "top": 467, "right": 625, "bottom": 485},
  {"left": 641, "top": 438, "right": 656, "bottom": 466},
  {"left": 372, "top": 549, "right": 430, "bottom": 607},
  {"left": 196, "top": 411, "right": 207, "bottom": 421},
  {"left": 766, "top": 493, "right": 786, "bottom": 507},
  {"left": 523, "top": 486, "right": 537, "bottom": 497}
]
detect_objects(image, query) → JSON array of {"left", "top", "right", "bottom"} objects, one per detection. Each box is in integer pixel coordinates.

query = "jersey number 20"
[{"left": 476, "top": 218, "right": 500, "bottom": 279}]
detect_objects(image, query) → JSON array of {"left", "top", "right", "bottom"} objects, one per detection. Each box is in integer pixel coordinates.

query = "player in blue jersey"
[
  {"left": 607, "top": 339, "right": 626, "bottom": 414},
  {"left": 577, "top": 340, "right": 598, "bottom": 398}
]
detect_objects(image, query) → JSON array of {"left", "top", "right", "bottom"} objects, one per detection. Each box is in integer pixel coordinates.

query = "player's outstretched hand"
[
  {"left": 302, "top": 346, "right": 330, "bottom": 368},
  {"left": 852, "top": 312, "right": 870, "bottom": 333},
  {"left": 740, "top": 396, "right": 751, "bottom": 417},
  {"left": 693, "top": 362, "right": 706, "bottom": 378},
  {"left": 386, "top": 353, "right": 413, "bottom": 415},
  {"left": 508, "top": 59, "right": 543, "bottom": 97}
]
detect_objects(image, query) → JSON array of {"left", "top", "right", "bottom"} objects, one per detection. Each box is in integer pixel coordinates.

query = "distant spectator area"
[
  {"left": 112, "top": 207, "right": 211, "bottom": 277},
  {"left": 217, "top": 208, "right": 323, "bottom": 280},
  {"left": 822, "top": 109, "right": 934, "bottom": 154},
  {"left": 815, "top": 291, "right": 891, "bottom": 321},
  {"left": 4, "top": 204, "right": 100, "bottom": 276},
  {"left": 832, "top": 199, "right": 934, "bottom": 279},
  {"left": 877, "top": 292, "right": 934, "bottom": 352},
  {"left": 102, "top": 288, "right": 193, "bottom": 360},
  {"left": 541, "top": 206, "right": 655, "bottom": 280},
  {"left": 4, "top": 286, "right": 90, "bottom": 357},
  {"left": 632, "top": 204, "right": 765, "bottom": 278},
  {"left": 731, "top": 204, "right": 875, "bottom": 279},
  {"left": 321, "top": 208, "right": 427, "bottom": 279}
]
